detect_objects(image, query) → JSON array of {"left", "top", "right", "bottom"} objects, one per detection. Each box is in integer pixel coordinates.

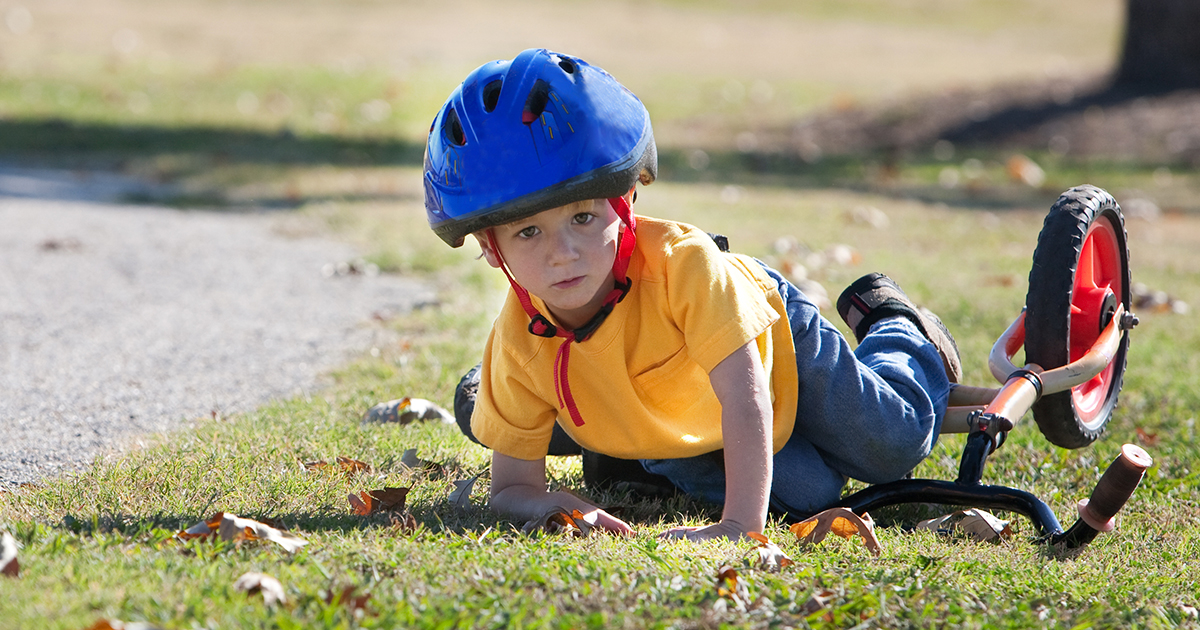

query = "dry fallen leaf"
[
  {"left": 363, "top": 397, "right": 454, "bottom": 425},
  {"left": 233, "top": 571, "right": 287, "bottom": 607},
  {"left": 1136, "top": 427, "right": 1160, "bottom": 447},
  {"left": 302, "top": 456, "right": 372, "bottom": 476},
  {"left": 391, "top": 511, "right": 419, "bottom": 534},
  {"left": 176, "top": 513, "right": 223, "bottom": 540},
  {"left": 348, "top": 487, "right": 410, "bottom": 516},
  {"left": 789, "top": 508, "right": 882, "bottom": 556},
  {"left": 336, "top": 456, "right": 371, "bottom": 475},
  {"left": 747, "top": 532, "right": 793, "bottom": 572},
  {"left": 1006, "top": 154, "right": 1046, "bottom": 187},
  {"left": 83, "top": 620, "right": 166, "bottom": 630},
  {"left": 916, "top": 509, "right": 1013, "bottom": 543},
  {"left": 715, "top": 565, "right": 750, "bottom": 605},
  {"left": 801, "top": 588, "right": 836, "bottom": 618},
  {"left": 1, "top": 531, "right": 18, "bottom": 578},
  {"left": 176, "top": 512, "right": 308, "bottom": 553},
  {"left": 399, "top": 448, "right": 444, "bottom": 474},
  {"left": 325, "top": 586, "right": 372, "bottom": 613},
  {"left": 449, "top": 475, "right": 480, "bottom": 508},
  {"left": 520, "top": 507, "right": 596, "bottom": 537},
  {"left": 1132, "top": 282, "right": 1189, "bottom": 315}
]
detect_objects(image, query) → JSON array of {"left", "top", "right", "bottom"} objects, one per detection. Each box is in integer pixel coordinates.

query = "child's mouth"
[{"left": 553, "top": 276, "right": 585, "bottom": 290}]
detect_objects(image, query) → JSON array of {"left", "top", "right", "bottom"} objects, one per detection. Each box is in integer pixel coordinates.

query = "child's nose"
[{"left": 547, "top": 230, "right": 581, "bottom": 264}]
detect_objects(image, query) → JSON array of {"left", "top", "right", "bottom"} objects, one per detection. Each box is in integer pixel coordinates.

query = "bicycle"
[{"left": 783, "top": 184, "right": 1150, "bottom": 550}]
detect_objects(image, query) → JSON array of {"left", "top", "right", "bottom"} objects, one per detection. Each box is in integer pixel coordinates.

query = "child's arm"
[
  {"left": 490, "top": 451, "right": 635, "bottom": 535},
  {"left": 662, "top": 340, "right": 773, "bottom": 541}
]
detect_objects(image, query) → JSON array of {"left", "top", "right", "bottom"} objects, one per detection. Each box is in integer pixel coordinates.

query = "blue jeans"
[{"left": 641, "top": 263, "right": 951, "bottom": 514}]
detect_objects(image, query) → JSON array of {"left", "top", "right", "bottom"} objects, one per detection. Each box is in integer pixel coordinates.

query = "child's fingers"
[
  {"left": 657, "top": 526, "right": 702, "bottom": 540},
  {"left": 659, "top": 521, "right": 746, "bottom": 542},
  {"left": 587, "top": 509, "right": 635, "bottom": 536}
]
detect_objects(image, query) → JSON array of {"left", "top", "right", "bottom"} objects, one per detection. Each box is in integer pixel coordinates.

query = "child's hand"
[
  {"left": 658, "top": 519, "right": 751, "bottom": 542},
  {"left": 584, "top": 508, "right": 636, "bottom": 536}
]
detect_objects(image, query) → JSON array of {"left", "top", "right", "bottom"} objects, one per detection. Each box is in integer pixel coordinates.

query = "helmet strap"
[{"left": 484, "top": 196, "right": 636, "bottom": 426}]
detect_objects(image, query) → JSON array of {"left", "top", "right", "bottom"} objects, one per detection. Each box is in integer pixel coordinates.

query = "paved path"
[{"left": 0, "top": 168, "right": 434, "bottom": 485}]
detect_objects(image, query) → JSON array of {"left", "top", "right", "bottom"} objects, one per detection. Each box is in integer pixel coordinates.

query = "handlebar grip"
[{"left": 1078, "top": 444, "right": 1152, "bottom": 531}]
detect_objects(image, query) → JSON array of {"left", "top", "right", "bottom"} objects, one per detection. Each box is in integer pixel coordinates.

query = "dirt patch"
[{"left": 780, "top": 75, "right": 1200, "bottom": 166}]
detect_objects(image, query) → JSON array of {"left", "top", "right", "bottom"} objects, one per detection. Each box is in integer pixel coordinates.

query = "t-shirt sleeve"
[
  {"left": 469, "top": 327, "right": 560, "bottom": 461},
  {"left": 664, "top": 235, "right": 781, "bottom": 373}
]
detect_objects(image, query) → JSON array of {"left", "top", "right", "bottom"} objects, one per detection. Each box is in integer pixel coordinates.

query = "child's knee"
[{"left": 855, "top": 431, "right": 932, "bottom": 484}]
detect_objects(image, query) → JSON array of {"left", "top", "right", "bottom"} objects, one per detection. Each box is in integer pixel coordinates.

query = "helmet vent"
[
  {"left": 556, "top": 57, "right": 576, "bottom": 74},
  {"left": 522, "top": 80, "right": 550, "bottom": 125},
  {"left": 482, "top": 80, "right": 502, "bottom": 113},
  {"left": 444, "top": 108, "right": 466, "bottom": 146}
]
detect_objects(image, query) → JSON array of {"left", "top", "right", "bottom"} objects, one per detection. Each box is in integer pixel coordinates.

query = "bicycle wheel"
[{"left": 1025, "top": 185, "right": 1131, "bottom": 449}]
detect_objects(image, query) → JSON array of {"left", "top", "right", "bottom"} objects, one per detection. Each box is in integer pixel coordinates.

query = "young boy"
[{"left": 422, "top": 48, "right": 961, "bottom": 541}]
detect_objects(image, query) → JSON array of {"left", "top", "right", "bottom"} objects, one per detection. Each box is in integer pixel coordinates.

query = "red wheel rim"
[{"left": 1068, "top": 217, "right": 1123, "bottom": 426}]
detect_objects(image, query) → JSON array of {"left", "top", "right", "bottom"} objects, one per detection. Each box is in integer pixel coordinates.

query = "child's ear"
[{"left": 473, "top": 233, "right": 502, "bottom": 268}]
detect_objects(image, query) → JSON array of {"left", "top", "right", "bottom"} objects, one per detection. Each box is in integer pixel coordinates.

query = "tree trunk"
[{"left": 1113, "top": 0, "right": 1200, "bottom": 89}]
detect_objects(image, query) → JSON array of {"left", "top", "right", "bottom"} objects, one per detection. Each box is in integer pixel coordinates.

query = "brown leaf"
[
  {"left": 1006, "top": 154, "right": 1045, "bottom": 187},
  {"left": 83, "top": 620, "right": 167, "bottom": 630},
  {"left": 391, "top": 512, "right": 419, "bottom": 534},
  {"left": 747, "top": 532, "right": 793, "bottom": 572},
  {"left": 175, "top": 512, "right": 224, "bottom": 539},
  {"left": 176, "top": 512, "right": 307, "bottom": 553},
  {"left": 363, "top": 397, "right": 454, "bottom": 424},
  {"left": 520, "top": 507, "right": 596, "bottom": 537},
  {"left": 1136, "top": 427, "right": 1160, "bottom": 447},
  {"left": 348, "top": 492, "right": 372, "bottom": 516},
  {"left": 233, "top": 571, "right": 287, "bottom": 606},
  {"left": 349, "top": 487, "right": 410, "bottom": 516},
  {"left": 336, "top": 456, "right": 372, "bottom": 475},
  {"left": 1, "top": 531, "right": 18, "bottom": 578},
  {"left": 801, "top": 588, "right": 836, "bottom": 617},
  {"left": 984, "top": 274, "right": 1019, "bottom": 288},
  {"left": 325, "top": 586, "right": 372, "bottom": 613},
  {"left": 303, "top": 457, "right": 371, "bottom": 475},
  {"left": 715, "top": 565, "right": 749, "bottom": 604},
  {"left": 789, "top": 508, "right": 882, "bottom": 556}
]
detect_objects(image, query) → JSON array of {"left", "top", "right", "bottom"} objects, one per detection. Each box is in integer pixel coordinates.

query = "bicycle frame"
[{"left": 790, "top": 303, "right": 1150, "bottom": 549}]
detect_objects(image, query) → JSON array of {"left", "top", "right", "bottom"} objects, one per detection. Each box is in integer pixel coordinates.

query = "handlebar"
[
  {"left": 1078, "top": 443, "right": 1153, "bottom": 530},
  {"left": 1054, "top": 444, "right": 1152, "bottom": 548}
]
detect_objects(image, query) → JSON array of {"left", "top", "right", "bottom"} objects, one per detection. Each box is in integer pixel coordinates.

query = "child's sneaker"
[{"left": 836, "top": 272, "right": 963, "bottom": 383}]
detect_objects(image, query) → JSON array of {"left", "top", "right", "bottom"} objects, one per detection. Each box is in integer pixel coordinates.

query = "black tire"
[{"left": 1025, "top": 185, "right": 1131, "bottom": 449}]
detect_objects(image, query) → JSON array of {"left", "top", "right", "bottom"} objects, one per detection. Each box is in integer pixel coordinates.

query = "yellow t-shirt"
[{"left": 471, "top": 216, "right": 800, "bottom": 461}]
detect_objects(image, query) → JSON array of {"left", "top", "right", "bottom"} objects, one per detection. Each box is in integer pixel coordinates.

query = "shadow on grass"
[
  {"left": 46, "top": 489, "right": 718, "bottom": 540},
  {"left": 0, "top": 118, "right": 426, "bottom": 168},
  {"left": 3, "top": 79, "right": 1185, "bottom": 212}
]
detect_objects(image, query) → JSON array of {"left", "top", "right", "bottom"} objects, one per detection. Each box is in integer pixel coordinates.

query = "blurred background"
[
  {"left": 2, "top": 0, "right": 1172, "bottom": 201},
  {"left": 3, "top": 0, "right": 1198, "bottom": 332}
]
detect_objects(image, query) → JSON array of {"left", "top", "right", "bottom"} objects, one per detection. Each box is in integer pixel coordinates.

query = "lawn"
[{"left": 3, "top": 1, "right": 1200, "bottom": 628}]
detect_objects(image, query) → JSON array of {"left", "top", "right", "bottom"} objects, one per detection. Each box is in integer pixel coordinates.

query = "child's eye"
[
  {"left": 572, "top": 212, "right": 594, "bottom": 225},
  {"left": 517, "top": 226, "right": 540, "bottom": 238}
]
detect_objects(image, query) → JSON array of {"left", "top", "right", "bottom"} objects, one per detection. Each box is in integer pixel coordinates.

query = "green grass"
[
  {"left": 5, "top": 171, "right": 1200, "bottom": 628},
  {"left": 4, "top": 0, "right": 1200, "bottom": 627}
]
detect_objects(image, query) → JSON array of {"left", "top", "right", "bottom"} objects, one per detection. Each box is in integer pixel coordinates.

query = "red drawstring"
[{"left": 486, "top": 196, "right": 636, "bottom": 426}]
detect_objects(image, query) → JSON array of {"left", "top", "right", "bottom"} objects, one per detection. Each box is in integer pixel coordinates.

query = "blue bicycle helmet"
[{"left": 424, "top": 48, "right": 657, "bottom": 247}]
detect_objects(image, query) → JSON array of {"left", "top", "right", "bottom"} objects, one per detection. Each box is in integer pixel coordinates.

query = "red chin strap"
[{"left": 487, "top": 196, "right": 637, "bottom": 427}]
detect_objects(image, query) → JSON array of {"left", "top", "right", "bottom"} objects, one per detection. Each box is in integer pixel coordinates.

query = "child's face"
[{"left": 481, "top": 199, "right": 620, "bottom": 330}]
